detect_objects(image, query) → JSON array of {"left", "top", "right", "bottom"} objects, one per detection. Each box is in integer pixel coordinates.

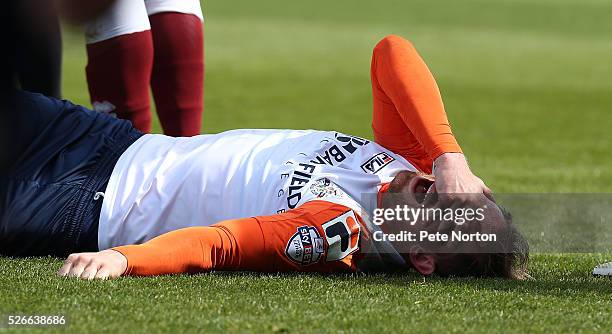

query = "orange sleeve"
[
  {"left": 371, "top": 35, "right": 462, "bottom": 173},
  {"left": 112, "top": 201, "right": 363, "bottom": 276}
]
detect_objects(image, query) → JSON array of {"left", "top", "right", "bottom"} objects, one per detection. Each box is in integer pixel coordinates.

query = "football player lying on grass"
[{"left": 0, "top": 35, "right": 528, "bottom": 280}]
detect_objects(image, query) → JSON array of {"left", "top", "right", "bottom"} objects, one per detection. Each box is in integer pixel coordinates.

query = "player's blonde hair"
[{"left": 434, "top": 207, "right": 530, "bottom": 280}]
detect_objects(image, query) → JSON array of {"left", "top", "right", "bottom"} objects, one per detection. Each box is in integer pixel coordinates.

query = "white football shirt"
[{"left": 98, "top": 129, "right": 419, "bottom": 253}]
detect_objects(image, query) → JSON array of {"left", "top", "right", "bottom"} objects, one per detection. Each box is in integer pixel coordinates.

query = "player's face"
[
  {"left": 385, "top": 171, "right": 521, "bottom": 277},
  {"left": 386, "top": 170, "right": 436, "bottom": 208},
  {"left": 387, "top": 171, "right": 503, "bottom": 219},
  {"left": 383, "top": 170, "right": 509, "bottom": 253}
]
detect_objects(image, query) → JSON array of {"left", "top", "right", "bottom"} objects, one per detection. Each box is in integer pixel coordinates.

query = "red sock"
[
  {"left": 150, "top": 12, "right": 204, "bottom": 137},
  {"left": 86, "top": 31, "right": 154, "bottom": 133}
]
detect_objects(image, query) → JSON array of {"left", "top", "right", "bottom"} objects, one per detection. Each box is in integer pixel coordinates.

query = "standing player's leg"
[
  {"left": 84, "top": 0, "right": 154, "bottom": 133},
  {"left": 14, "top": 0, "right": 62, "bottom": 98},
  {"left": 146, "top": 0, "right": 204, "bottom": 136}
]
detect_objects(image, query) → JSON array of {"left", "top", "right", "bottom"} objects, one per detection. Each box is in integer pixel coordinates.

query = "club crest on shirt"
[
  {"left": 310, "top": 178, "right": 344, "bottom": 199},
  {"left": 285, "top": 226, "right": 325, "bottom": 266},
  {"left": 361, "top": 152, "right": 395, "bottom": 174}
]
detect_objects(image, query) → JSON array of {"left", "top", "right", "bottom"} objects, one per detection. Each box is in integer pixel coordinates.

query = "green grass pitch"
[{"left": 2, "top": 0, "right": 611, "bottom": 332}]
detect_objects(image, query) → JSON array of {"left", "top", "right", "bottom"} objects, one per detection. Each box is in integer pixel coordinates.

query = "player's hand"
[
  {"left": 58, "top": 249, "right": 127, "bottom": 280},
  {"left": 430, "top": 152, "right": 493, "bottom": 205}
]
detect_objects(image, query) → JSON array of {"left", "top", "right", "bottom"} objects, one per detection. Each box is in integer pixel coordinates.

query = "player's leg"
[
  {"left": 14, "top": 0, "right": 62, "bottom": 98},
  {"left": 0, "top": 92, "right": 58, "bottom": 174},
  {"left": 146, "top": 0, "right": 204, "bottom": 136},
  {"left": 84, "top": 0, "right": 154, "bottom": 133},
  {"left": 0, "top": 91, "right": 143, "bottom": 257}
]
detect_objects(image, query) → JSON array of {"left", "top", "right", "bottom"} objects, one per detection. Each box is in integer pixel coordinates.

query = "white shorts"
[{"left": 84, "top": 0, "right": 203, "bottom": 44}]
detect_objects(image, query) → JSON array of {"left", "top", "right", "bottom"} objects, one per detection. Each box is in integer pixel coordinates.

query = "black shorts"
[{"left": 0, "top": 91, "right": 143, "bottom": 256}]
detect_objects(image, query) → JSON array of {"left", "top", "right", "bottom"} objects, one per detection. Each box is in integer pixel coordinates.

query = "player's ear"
[{"left": 408, "top": 247, "right": 436, "bottom": 275}]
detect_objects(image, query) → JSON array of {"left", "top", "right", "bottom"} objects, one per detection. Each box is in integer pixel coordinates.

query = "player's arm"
[
  {"left": 371, "top": 35, "right": 490, "bottom": 199},
  {"left": 58, "top": 201, "right": 362, "bottom": 279},
  {"left": 371, "top": 35, "right": 462, "bottom": 172}
]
